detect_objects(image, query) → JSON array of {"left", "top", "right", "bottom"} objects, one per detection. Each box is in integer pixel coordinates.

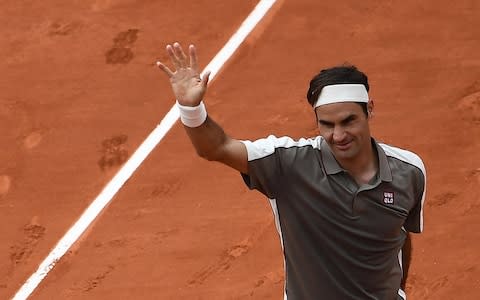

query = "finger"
[
  {"left": 156, "top": 61, "right": 174, "bottom": 77},
  {"left": 173, "top": 42, "right": 188, "bottom": 68},
  {"left": 202, "top": 71, "right": 211, "bottom": 88},
  {"left": 189, "top": 44, "right": 198, "bottom": 71},
  {"left": 166, "top": 44, "right": 182, "bottom": 69}
]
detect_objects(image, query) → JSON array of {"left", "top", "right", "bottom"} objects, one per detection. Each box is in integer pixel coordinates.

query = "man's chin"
[{"left": 332, "top": 148, "right": 357, "bottom": 161}]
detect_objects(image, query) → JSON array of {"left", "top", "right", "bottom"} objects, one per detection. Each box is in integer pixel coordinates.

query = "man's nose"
[{"left": 332, "top": 126, "right": 346, "bottom": 142}]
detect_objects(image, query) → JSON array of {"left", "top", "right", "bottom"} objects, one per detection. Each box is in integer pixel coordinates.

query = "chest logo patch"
[{"left": 383, "top": 191, "right": 394, "bottom": 204}]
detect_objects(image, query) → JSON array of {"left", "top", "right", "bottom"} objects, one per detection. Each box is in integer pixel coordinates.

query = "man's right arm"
[
  {"left": 184, "top": 116, "right": 248, "bottom": 174},
  {"left": 156, "top": 42, "right": 248, "bottom": 174}
]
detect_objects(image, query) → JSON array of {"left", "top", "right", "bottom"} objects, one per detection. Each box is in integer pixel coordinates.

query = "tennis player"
[{"left": 157, "top": 42, "right": 426, "bottom": 300}]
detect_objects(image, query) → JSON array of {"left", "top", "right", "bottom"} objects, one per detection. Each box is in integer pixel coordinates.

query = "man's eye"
[
  {"left": 342, "top": 118, "right": 356, "bottom": 126},
  {"left": 320, "top": 123, "right": 333, "bottom": 128}
]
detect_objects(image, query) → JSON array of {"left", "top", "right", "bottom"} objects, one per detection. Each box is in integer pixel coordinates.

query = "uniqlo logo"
[{"left": 383, "top": 192, "right": 394, "bottom": 204}]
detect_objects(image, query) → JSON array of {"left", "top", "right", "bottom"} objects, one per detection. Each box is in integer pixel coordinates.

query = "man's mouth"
[{"left": 334, "top": 140, "right": 352, "bottom": 151}]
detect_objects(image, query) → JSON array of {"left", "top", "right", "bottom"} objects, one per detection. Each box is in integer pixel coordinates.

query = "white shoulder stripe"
[
  {"left": 241, "top": 135, "right": 321, "bottom": 161},
  {"left": 380, "top": 143, "right": 427, "bottom": 232},
  {"left": 380, "top": 143, "right": 426, "bottom": 176}
]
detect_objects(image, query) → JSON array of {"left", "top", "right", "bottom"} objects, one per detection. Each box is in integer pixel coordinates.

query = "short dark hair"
[{"left": 306, "top": 64, "right": 369, "bottom": 115}]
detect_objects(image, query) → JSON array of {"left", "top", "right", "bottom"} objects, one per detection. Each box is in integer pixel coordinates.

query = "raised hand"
[{"left": 157, "top": 42, "right": 210, "bottom": 107}]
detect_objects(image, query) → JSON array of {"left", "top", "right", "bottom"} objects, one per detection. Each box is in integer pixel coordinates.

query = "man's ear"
[
  {"left": 314, "top": 107, "right": 319, "bottom": 123},
  {"left": 367, "top": 99, "right": 374, "bottom": 119}
]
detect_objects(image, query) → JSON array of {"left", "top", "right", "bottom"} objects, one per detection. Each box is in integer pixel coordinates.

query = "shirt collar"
[
  {"left": 320, "top": 139, "right": 343, "bottom": 175},
  {"left": 320, "top": 138, "right": 393, "bottom": 182},
  {"left": 374, "top": 140, "right": 393, "bottom": 182}
]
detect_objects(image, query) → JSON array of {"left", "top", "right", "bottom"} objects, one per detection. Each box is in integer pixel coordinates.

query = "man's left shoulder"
[{"left": 378, "top": 142, "right": 426, "bottom": 176}]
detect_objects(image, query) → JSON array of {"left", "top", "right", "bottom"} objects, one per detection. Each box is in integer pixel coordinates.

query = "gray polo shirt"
[{"left": 241, "top": 135, "right": 426, "bottom": 300}]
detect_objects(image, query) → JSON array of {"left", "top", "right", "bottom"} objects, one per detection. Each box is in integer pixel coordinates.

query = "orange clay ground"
[{"left": 0, "top": 0, "right": 479, "bottom": 299}]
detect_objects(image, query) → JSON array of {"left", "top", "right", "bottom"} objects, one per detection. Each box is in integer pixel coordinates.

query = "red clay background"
[{"left": 1, "top": 0, "right": 479, "bottom": 299}]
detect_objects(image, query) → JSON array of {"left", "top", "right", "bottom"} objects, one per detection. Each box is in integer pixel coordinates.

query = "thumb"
[{"left": 202, "top": 71, "right": 211, "bottom": 88}]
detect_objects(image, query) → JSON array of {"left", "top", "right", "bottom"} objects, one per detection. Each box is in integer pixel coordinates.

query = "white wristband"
[{"left": 176, "top": 101, "right": 208, "bottom": 127}]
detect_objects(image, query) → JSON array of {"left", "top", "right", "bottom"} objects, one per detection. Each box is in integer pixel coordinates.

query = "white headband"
[{"left": 314, "top": 84, "right": 369, "bottom": 108}]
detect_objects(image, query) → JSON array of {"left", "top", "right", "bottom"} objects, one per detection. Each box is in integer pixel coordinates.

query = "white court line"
[{"left": 12, "top": 0, "right": 278, "bottom": 299}]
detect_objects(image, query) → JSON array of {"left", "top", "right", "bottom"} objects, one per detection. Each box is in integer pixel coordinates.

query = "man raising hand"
[{"left": 157, "top": 42, "right": 426, "bottom": 300}]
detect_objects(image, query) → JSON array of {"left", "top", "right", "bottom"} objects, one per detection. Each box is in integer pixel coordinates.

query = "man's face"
[{"left": 315, "top": 102, "right": 372, "bottom": 161}]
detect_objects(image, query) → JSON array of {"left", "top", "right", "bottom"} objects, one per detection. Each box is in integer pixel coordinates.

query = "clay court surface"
[{"left": 1, "top": 0, "right": 479, "bottom": 299}]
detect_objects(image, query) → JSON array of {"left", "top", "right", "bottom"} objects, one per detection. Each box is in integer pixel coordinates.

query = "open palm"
[{"left": 157, "top": 43, "right": 210, "bottom": 107}]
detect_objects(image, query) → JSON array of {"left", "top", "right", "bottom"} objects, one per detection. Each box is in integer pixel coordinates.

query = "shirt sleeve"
[
  {"left": 403, "top": 161, "right": 427, "bottom": 233},
  {"left": 240, "top": 135, "right": 284, "bottom": 199},
  {"left": 240, "top": 135, "right": 318, "bottom": 199}
]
